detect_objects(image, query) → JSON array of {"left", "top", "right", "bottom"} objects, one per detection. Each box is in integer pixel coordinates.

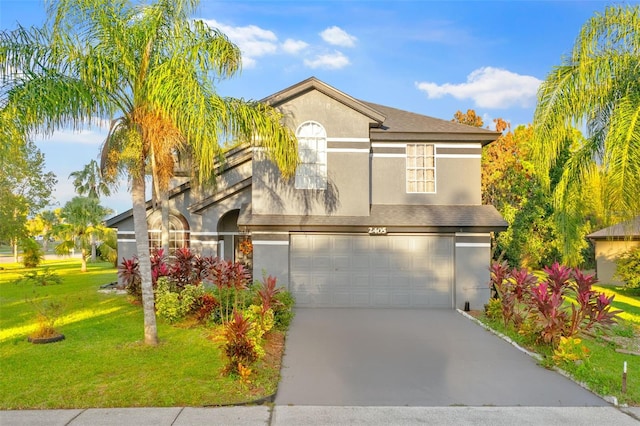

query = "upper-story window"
[
  {"left": 406, "top": 143, "right": 435, "bottom": 193},
  {"left": 295, "top": 121, "right": 327, "bottom": 190}
]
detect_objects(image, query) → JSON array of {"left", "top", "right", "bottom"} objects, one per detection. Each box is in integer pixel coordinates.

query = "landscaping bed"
[{"left": 0, "top": 259, "right": 290, "bottom": 409}]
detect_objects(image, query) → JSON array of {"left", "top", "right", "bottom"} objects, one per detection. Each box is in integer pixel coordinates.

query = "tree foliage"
[
  {"left": 531, "top": 5, "right": 640, "bottom": 257},
  {"left": 69, "top": 159, "right": 113, "bottom": 199},
  {"left": 1, "top": 0, "right": 298, "bottom": 345},
  {"left": 452, "top": 109, "right": 484, "bottom": 128},
  {"left": 0, "top": 109, "right": 57, "bottom": 259},
  {"left": 54, "top": 196, "right": 112, "bottom": 272},
  {"left": 452, "top": 111, "right": 562, "bottom": 268}
]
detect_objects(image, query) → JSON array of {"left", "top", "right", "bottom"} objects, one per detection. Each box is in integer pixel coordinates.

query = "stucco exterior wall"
[
  {"left": 594, "top": 239, "right": 640, "bottom": 285},
  {"left": 371, "top": 145, "right": 481, "bottom": 206},
  {"left": 278, "top": 90, "right": 372, "bottom": 139},
  {"left": 252, "top": 240, "right": 289, "bottom": 289},
  {"left": 252, "top": 90, "right": 373, "bottom": 217},
  {"left": 454, "top": 234, "right": 492, "bottom": 310}
]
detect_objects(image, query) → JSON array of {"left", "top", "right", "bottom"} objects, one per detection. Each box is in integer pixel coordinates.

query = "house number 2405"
[{"left": 368, "top": 227, "right": 387, "bottom": 235}]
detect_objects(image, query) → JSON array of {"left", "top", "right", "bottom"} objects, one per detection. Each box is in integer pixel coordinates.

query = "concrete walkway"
[
  {"left": 1, "top": 406, "right": 639, "bottom": 425},
  {"left": 276, "top": 309, "right": 606, "bottom": 406}
]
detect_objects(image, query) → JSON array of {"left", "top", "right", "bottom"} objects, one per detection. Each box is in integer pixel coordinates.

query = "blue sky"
[{"left": 0, "top": 0, "right": 624, "bottom": 216}]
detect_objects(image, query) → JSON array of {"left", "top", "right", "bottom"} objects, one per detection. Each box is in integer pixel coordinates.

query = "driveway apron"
[{"left": 275, "top": 309, "right": 607, "bottom": 406}]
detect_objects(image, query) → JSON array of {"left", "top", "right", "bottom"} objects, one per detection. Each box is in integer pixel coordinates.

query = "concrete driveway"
[{"left": 275, "top": 309, "right": 607, "bottom": 407}]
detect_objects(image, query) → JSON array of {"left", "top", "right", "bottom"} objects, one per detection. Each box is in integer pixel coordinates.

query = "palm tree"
[
  {"left": 69, "top": 159, "right": 112, "bottom": 200},
  {"left": 1, "top": 0, "right": 297, "bottom": 345},
  {"left": 55, "top": 196, "right": 112, "bottom": 272},
  {"left": 531, "top": 5, "right": 640, "bottom": 263},
  {"left": 69, "top": 159, "right": 113, "bottom": 261}
]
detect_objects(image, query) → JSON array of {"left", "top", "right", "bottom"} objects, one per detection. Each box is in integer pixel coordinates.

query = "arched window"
[
  {"left": 147, "top": 212, "right": 190, "bottom": 253},
  {"left": 295, "top": 121, "right": 327, "bottom": 190}
]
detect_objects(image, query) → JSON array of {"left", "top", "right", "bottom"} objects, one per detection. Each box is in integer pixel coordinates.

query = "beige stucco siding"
[{"left": 594, "top": 240, "right": 639, "bottom": 284}]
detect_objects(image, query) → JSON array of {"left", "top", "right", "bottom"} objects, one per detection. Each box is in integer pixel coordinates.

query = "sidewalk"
[{"left": 1, "top": 406, "right": 639, "bottom": 426}]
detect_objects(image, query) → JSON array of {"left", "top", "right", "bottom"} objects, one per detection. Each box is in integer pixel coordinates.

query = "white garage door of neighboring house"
[{"left": 290, "top": 234, "right": 454, "bottom": 308}]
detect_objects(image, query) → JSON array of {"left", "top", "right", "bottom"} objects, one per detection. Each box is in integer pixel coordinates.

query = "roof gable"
[{"left": 262, "top": 76, "right": 386, "bottom": 125}]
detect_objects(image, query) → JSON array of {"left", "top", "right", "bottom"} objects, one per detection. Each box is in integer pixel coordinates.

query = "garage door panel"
[
  {"left": 372, "top": 291, "right": 392, "bottom": 306},
  {"left": 352, "top": 254, "right": 370, "bottom": 269},
  {"left": 290, "top": 234, "right": 453, "bottom": 308},
  {"left": 352, "top": 274, "right": 370, "bottom": 288},
  {"left": 334, "top": 255, "right": 350, "bottom": 270},
  {"left": 352, "top": 292, "right": 371, "bottom": 306}
]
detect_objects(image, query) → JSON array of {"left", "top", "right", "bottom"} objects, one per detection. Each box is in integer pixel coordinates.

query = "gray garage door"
[{"left": 290, "top": 234, "right": 454, "bottom": 308}]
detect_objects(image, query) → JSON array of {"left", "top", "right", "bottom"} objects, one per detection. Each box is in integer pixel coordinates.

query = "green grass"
[
  {"left": 480, "top": 286, "right": 640, "bottom": 406},
  {"left": 0, "top": 259, "right": 281, "bottom": 409}
]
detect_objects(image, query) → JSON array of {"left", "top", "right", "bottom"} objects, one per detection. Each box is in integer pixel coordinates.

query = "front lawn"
[
  {"left": 0, "top": 259, "right": 283, "bottom": 409},
  {"left": 477, "top": 284, "right": 640, "bottom": 406}
]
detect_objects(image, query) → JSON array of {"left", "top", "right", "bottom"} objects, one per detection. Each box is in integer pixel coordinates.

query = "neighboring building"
[
  {"left": 107, "top": 77, "right": 507, "bottom": 310},
  {"left": 588, "top": 217, "right": 640, "bottom": 285}
]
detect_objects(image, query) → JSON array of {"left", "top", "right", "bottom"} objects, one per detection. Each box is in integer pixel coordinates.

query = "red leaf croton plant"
[{"left": 489, "top": 261, "right": 622, "bottom": 346}]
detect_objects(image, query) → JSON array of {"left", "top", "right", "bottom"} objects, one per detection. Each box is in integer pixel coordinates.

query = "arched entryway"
[{"left": 217, "top": 210, "right": 252, "bottom": 266}]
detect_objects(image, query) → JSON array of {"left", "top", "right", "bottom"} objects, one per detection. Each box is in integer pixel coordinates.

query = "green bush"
[
  {"left": 484, "top": 298, "right": 502, "bottom": 321},
  {"left": 155, "top": 278, "right": 204, "bottom": 323},
  {"left": 615, "top": 247, "right": 640, "bottom": 289},
  {"left": 21, "top": 238, "right": 44, "bottom": 268},
  {"left": 16, "top": 268, "right": 62, "bottom": 286},
  {"left": 272, "top": 290, "right": 295, "bottom": 331}
]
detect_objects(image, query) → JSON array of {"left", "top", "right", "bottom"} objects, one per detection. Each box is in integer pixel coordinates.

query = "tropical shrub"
[
  {"left": 552, "top": 336, "right": 590, "bottom": 365},
  {"left": 28, "top": 298, "right": 64, "bottom": 339},
  {"left": 170, "top": 247, "right": 197, "bottom": 289},
  {"left": 17, "top": 268, "right": 62, "bottom": 286},
  {"left": 207, "top": 260, "right": 250, "bottom": 325},
  {"left": 221, "top": 310, "right": 259, "bottom": 375},
  {"left": 615, "top": 247, "right": 640, "bottom": 290},
  {"left": 272, "top": 290, "right": 295, "bottom": 330},
  {"left": 489, "top": 261, "right": 622, "bottom": 347},
  {"left": 21, "top": 238, "right": 44, "bottom": 268},
  {"left": 155, "top": 278, "right": 205, "bottom": 323},
  {"left": 155, "top": 279, "right": 182, "bottom": 323},
  {"left": 118, "top": 257, "right": 141, "bottom": 300},
  {"left": 150, "top": 249, "right": 170, "bottom": 285},
  {"left": 193, "top": 292, "right": 219, "bottom": 324},
  {"left": 484, "top": 298, "right": 502, "bottom": 321},
  {"left": 119, "top": 250, "right": 170, "bottom": 301}
]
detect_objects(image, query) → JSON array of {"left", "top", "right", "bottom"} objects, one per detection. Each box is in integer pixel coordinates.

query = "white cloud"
[
  {"left": 415, "top": 67, "right": 542, "bottom": 109},
  {"left": 304, "top": 51, "right": 350, "bottom": 70},
  {"left": 282, "top": 38, "right": 309, "bottom": 54},
  {"left": 204, "top": 19, "right": 278, "bottom": 68},
  {"left": 320, "top": 26, "right": 357, "bottom": 47}
]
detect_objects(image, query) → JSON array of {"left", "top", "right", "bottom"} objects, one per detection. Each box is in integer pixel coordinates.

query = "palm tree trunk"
[
  {"left": 81, "top": 248, "right": 87, "bottom": 272},
  {"left": 132, "top": 173, "right": 159, "bottom": 345},
  {"left": 90, "top": 234, "right": 97, "bottom": 262},
  {"left": 12, "top": 237, "right": 18, "bottom": 263}
]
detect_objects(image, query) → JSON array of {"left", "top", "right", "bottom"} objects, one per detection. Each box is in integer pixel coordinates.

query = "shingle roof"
[
  {"left": 362, "top": 101, "right": 500, "bottom": 144},
  {"left": 587, "top": 216, "right": 640, "bottom": 239},
  {"left": 262, "top": 77, "right": 500, "bottom": 145},
  {"left": 239, "top": 204, "right": 507, "bottom": 231}
]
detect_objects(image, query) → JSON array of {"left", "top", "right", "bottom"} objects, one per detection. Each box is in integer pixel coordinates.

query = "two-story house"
[{"left": 107, "top": 77, "right": 507, "bottom": 310}]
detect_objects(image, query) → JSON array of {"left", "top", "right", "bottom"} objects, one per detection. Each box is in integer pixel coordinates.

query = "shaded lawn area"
[{"left": 0, "top": 259, "right": 281, "bottom": 409}]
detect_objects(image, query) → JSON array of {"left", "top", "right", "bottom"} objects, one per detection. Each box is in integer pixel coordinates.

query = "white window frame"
[
  {"left": 295, "top": 121, "right": 327, "bottom": 190},
  {"left": 406, "top": 143, "right": 436, "bottom": 193}
]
